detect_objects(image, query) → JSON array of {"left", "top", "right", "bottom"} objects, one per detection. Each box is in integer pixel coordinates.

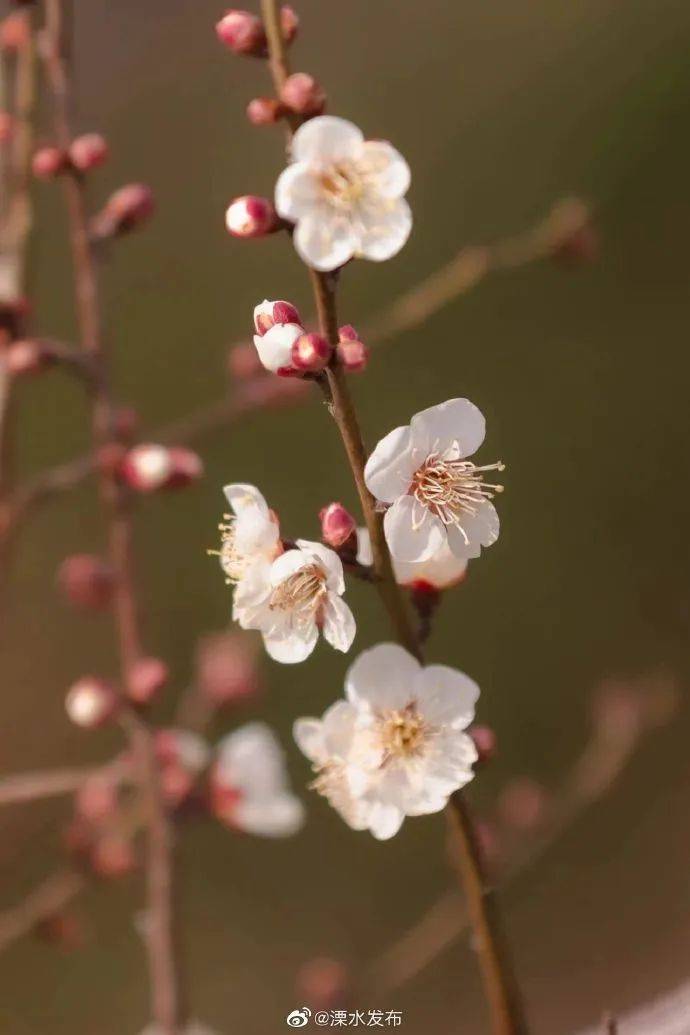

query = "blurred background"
[{"left": 1, "top": 0, "right": 690, "bottom": 1031}]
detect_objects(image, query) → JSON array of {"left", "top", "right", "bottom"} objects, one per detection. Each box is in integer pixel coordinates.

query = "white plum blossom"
[
  {"left": 364, "top": 398, "right": 504, "bottom": 564},
  {"left": 356, "top": 527, "right": 467, "bottom": 590},
  {"left": 234, "top": 539, "right": 356, "bottom": 664},
  {"left": 211, "top": 722, "right": 305, "bottom": 837},
  {"left": 275, "top": 115, "right": 412, "bottom": 272},
  {"left": 294, "top": 643, "right": 480, "bottom": 840},
  {"left": 213, "top": 483, "right": 282, "bottom": 591}
]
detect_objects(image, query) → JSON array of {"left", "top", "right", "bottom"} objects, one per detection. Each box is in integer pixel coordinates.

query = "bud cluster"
[{"left": 215, "top": 6, "right": 298, "bottom": 58}]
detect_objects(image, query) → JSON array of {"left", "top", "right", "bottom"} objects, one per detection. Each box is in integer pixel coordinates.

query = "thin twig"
[
  {"left": 0, "top": 765, "right": 120, "bottom": 807},
  {"left": 0, "top": 869, "right": 85, "bottom": 953},
  {"left": 259, "top": 3, "right": 528, "bottom": 1032}
]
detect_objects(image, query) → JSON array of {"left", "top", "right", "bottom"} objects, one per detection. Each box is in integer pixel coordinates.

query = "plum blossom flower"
[
  {"left": 294, "top": 643, "right": 480, "bottom": 840},
  {"left": 356, "top": 527, "right": 467, "bottom": 590},
  {"left": 212, "top": 483, "right": 282, "bottom": 590},
  {"left": 364, "top": 398, "right": 504, "bottom": 563},
  {"left": 210, "top": 722, "right": 305, "bottom": 837},
  {"left": 252, "top": 299, "right": 305, "bottom": 374},
  {"left": 234, "top": 540, "right": 356, "bottom": 664},
  {"left": 275, "top": 115, "right": 412, "bottom": 272}
]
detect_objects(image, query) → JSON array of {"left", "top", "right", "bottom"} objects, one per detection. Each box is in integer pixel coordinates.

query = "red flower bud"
[
  {"left": 0, "top": 13, "right": 29, "bottom": 51},
  {"left": 5, "top": 338, "right": 55, "bottom": 376},
  {"left": 75, "top": 775, "right": 119, "bottom": 823},
  {"left": 253, "top": 299, "right": 302, "bottom": 336},
  {"left": 337, "top": 326, "right": 368, "bottom": 372},
  {"left": 120, "top": 443, "right": 172, "bottom": 492},
  {"left": 57, "top": 554, "right": 115, "bottom": 611},
  {"left": 165, "top": 446, "right": 204, "bottom": 489},
  {"left": 319, "top": 502, "right": 356, "bottom": 549},
  {"left": 0, "top": 111, "right": 14, "bottom": 143},
  {"left": 246, "top": 97, "right": 285, "bottom": 126},
  {"left": 32, "top": 146, "right": 68, "bottom": 180},
  {"left": 215, "top": 9, "right": 265, "bottom": 56},
  {"left": 280, "top": 73, "right": 326, "bottom": 117},
  {"left": 291, "top": 331, "right": 331, "bottom": 373},
  {"left": 91, "top": 835, "right": 136, "bottom": 879},
  {"left": 225, "top": 195, "right": 277, "bottom": 238},
  {"left": 65, "top": 677, "right": 119, "bottom": 729},
  {"left": 68, "top": 132, "right": 109, "bottom": 172},
  {"left": 280, "top": 5, "right": 299, "bottom": 44},
  {"left": 91, "top": 183, "right": 155, "bottom": 239},
  {"left": 126, "top": 656, "right": 169, "bottom": 705}
]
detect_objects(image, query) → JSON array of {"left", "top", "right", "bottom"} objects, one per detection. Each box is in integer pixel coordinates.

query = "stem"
[
  {"left": 42, "top": 3, "right": 184, "bottom": 1030},
  {"left": 260, "top": 3, "right": 528, "bottom": 1031}
]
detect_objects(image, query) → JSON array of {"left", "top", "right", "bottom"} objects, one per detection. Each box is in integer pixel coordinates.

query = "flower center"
[
  {"left": 379, "top": 705, "right": 427, "bottom": 760},
  {"left": 411, "top": 453, "right": 505, "bottom": 532},
  {"left": 319, "top": 161, "right": 364, "bottom": 209},
  {"left": 269, "top": 563, "right": 326, "bottom": 623}
]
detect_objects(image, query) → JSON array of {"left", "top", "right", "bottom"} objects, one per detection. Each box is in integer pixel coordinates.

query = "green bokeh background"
[{"left": 1, "top": 0, "right": 690, "bottom": 1031}]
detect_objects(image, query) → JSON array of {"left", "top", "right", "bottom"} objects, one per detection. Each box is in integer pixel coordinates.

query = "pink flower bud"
[
  {"left": 225, "top": 195, "right": 277, "bottom": 238},
  {"left": 470, "top": 725, "right": 497, "bottom": 765},
  {"left": 498, "top": 777, "right": 549, "bottom": 832},
  {"left": 34, "top": 910, "right": 85, "bottom": 951},
  {"left": 68, "top": 132, "right": 109, "bottom": 172},
  {"left": 0, "top": 111, "right": 14, "bottom": 143},
  {"left": 319, "top": 502, "right": 356, "bottom": 549},
  {"left": 75, "top": 775, "right": 119, "bottom": 823},
  {"left": 227, "top": 341, "right": 264, "bottom": 380},
  {"left": 112, "top": 405, "right": 139, "bottom": 442},
  {"left": 0, "top": 13, "right": 29, "bottom": 51},
  {"left": 253, "top": 299, "right": 302, "bottom": 336},
  {"left": 291, "top": 332, "right": 331, "bottom": 372},
  {"left": 96, "top": 442, "right": 128, "bottom": 478},
  {"left": 120, "top": 443, "right": 173, "bottom": 492},
  {"left": 91, "top": 183, "right": 155, "bottom": 239},
  {"left": 91, "top": 835, "right": 136, "bottom": 879},
  {"left": 280, "top": 4, "right": 299, "bottom": 44},
  {"left": 57, "top": 554, "right": 115, "bottom": 611},
  {"left": 5, "top": 338, "right": 54, "bottom": 376},
  {"left": 246, "top": 97, "right": 285, "bottom": 126},
  {"left": 195, "top": 632, "right": 260, "bottom": 707},
  {"left": 280, "top": 73, "right": 326, "bottom": 117},
  {"left": 165, "top": 446, "right": 204, "bottom": 489},
  {"left": 32, "top": 146, "right": 68, "bottom": 180},
  {"left": 296, "top": 958, "right": 349, "bottom": 1012},
  {"left": 160, "top": 764, "right": 196, "bottom": 807},
  {"left": 337, "top": 327, "right": 368, "bottom": 372},
  {"left": 215, "top": 10, "right": 265, "bottom": 56},
  {"left": 127, "top": 656, "right": 169, "bottom": 705},
  {"left": 65, "top": 677, "right": 119, "bottom": 729}
]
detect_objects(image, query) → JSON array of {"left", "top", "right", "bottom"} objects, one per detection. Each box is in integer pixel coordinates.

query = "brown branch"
[
  {"left": 0, "top": 869, "right": 85, "bottom": 953},
  {"left": 259, "top": 3, "right": 528, "bottom": 1032},
  {"left": 41, "top": 2, "right": 184, "bottom": 1030},
  {"left": 0, "top": 764, "right": 121, "bottom": 806}
]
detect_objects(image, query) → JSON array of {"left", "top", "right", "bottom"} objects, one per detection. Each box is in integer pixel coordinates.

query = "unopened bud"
[
  {"left": 69, "top": 133, "right": 109, "bottom": 172},
  {"left": 319, "top": 502, "right": 356, "bottom": 549},
  {"left": 246, "top": 97, "right": 285, "bottom": 126},
  {"left": 5, "top": 338, "right": 54, "bottom": 375},
  {"left": 470, "top": 725, "right": 497, "bottom": 765},
  {"left": 291, "top": 331, "right": 331, "bottom": 372},
  {"left": 196, "top": 632, "right": 260, "bottom": 707},
  {"left": 32, "top": 146, "right": 68, "bottom": 180},
  {"left": 0, "top": 111, "right": 14, "bottom": 143},
  {"left": 120, "top": 443, "right": 172, "bottom": 492},
  {"left": 57, "top": 553, "right": 115, "bottom": 611},
  {"left": 165, "top": 446, "right": 204, "bottom": 489},
  {"left": 75, "top": 775, "right": 119, "bottom": 823},
  {"left": 65, "top": 677, "right": 119, "bottom": 729},
  {"left": 280, "top": 5, "right": 299, "bottom": 44},
  {"left": 296, "top": 958, "right": 349, "bottom": 1012},
  {"left": 96, "top": 442, "right": 128, "bottom": 478},
  {"left": 253, "top": 299, "right": 302, "bottom": 336},
  {"left": 225, "top": 195, "right": 277, "bottom": 238},
  {"left": 127, "top": 656, "right": 169, "bottom": 705},
  {"left": 91, "top": 835, "right": 136, "bottom": 879},
  {"left": 215, "top": 10, "right": 265, "bottom": 56},
  {"left": 280, "top": 73, "right": 326, "bottom": 117},
  {"left": 91, "top": 183, "right": 155, "bottom": 239},
  {"left": 337, "top": 326, "right": 368, "bottom": 372},
  {"left": 0, "top": 13, "right": 29, "bottom": 51}
]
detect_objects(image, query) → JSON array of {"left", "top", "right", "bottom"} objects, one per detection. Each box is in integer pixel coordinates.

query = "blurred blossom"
[
  {"left": 497, "top": 777, "right": 550, "bottom": 832},
  {"left": 195, "top": 631, "right": 261, "bottom": 707},
  {"left": 364, "top": 398, "right": 503, "bottom": 563},
  {"left": 275, "top": 116, "right": 412, "bottom": 272},
  {"left": 65, "top": 677, "right": 119, "bottom": 729},
  {"left": 295, "top": 643, "right": 479, "bottom": 839},
  {"left": 75, "top": 774, "right": 119, "bottom": 823},
  {"left": 213, "top": 483, "right": 282, "bottom": 586},
  {"left": 210, "top": 722, "right": 304, "bottom": 837},
  {"left": 297, "top": 957, "right": 349, "bottom": 1011},
  {"left": 57, "top": 554, "right": 115, "bottom": 611}
]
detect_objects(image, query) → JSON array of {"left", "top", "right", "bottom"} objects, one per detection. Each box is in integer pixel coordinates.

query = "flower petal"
[
  {"left": 293, "top": 210, "right": 357, "bottom": 272},
  {"left": 367, "top": 801, "right": 405, "bottom": 840},
  {"left": 216, "top": 722, "right": 286, "bottom": 796},
  {"left": 384, "top": 495, "right": 445, "bottom": 562},
  {"left": 269, "top": 547, "right": 314, "bottom": 586},
  {"left": 263, "top": 623, "right": 318, "bottom": 664},
  {"left": 274, "top": 163, "right": 320, "bottom": 222},
  {"left": 321, "top": 593, "right": 356, "bottom": 653},
  {"left": 234, "top": 794, "right": 305, "bottom": 838},
  {"left": 356, "top": 527, "right": 373, "bottom": 566},
  {"left": 345, "top": 642, "right": 420, "bottom": 711},
  {"left": 393, "top": 539, "right": 468, "bottom": 588},
  {"left": 296, "top": 540, "right": 345, "bottom": 594},
  {"left": 356, "top": 198, "right": 412, "bottom": 262},
  {"left": 410, "top": 398, "right": 486, "bottom": 458},
  {"left": 415, "top": 665, "right": 479, "bottom": 728},
  {"left": 293, "top": 717, "right": 326, "bottom": 763},
  {"left": 363, "top": 424, "right": 416, "bottom": 503},
  {"left": 358, "top": 141, "right": 411, "bottom": 198},
  {"left": 253, "top": 322, "right": 302, "bottom": 373},
  {"left": 223, "top": 483, "right": 268, "bottom": 517},
  {"left": 445, "top": 500, "right": 500, "bottom": 560},
  {"left": 291, "top": 115, "right": 364, "bottom": 164}
]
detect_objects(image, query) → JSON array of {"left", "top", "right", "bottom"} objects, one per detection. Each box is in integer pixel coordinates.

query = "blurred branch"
[
  {"left": 578, "top": 981, "right": 690, "bottom": 1035},
  {"left": 0, "top": 758, "right": 128, "bottom": 807},
  {"left": 0, "top": 869, "right": 85, "bottom": 953}
]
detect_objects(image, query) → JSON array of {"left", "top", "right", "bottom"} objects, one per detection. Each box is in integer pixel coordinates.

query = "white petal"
[
  {"left": 234, "top": 793, "right": 305, "bottom": 838},
  {"left": 263, "top": 623, "right": 318, "bottom": 664},
  {"left": 269, "top": 547, "right": 314, "bottom": 586},
  {"left": 415, "top": 665, "right": 479, "bottom": 728},
  {"left": 384, "top": 495, "right": 445, "bottom": 562},
  {"left": 253, "top": 322, "right": 302, "bottom": 373},
  {"left": 358, "top": 141, "right": 411, "bottom": 198},
  {"left": 321, "top": 700, "right": 360, "bottom": 757},
  {"left": 321, "top": 594, "right": 356, "bottom": 653},
  {"left": 293, "top": 210, "right": 357, "bottom": 272},
  {"left": 367, "top": 801, "right": 405, "bottom": 840},
  {"left": 295, "top": 540, "right": 345, "bottom": 594},
  {"left": 234, "top": 507, "right": 279, "bottom": 557},
  {"left": 291, "top": 115, "right": 364, "bottom": 164},
  {"left": 293, "top": 717, "right": 326, "bottom": 763},
  {"left": 393, "top": 538, "right": 467, "bottom": 588},
  {"left": 363, "top": 425, "right": 416, "bottom": 504},
  {"left": 356, "top": 198, "right": 412, "bottom": 263},
  {"left": 216, "top": 722, "right": 286, "bottom": 796},
  {"left": 356, "top": 527, "right": 373, "bottom": 566},
  {"left": 445, "top": 501, "right": 500, "bottom": 560},
  {"left": 410, "top": 398, "right": 486, "bottom": 458},
  {"left": 274, "top": 163, "right": 320, "bottom": 222},
  {"left": 345, "top": 642, "right": 420, "bottom": 711},
  {"left": 223, "top": 483, "right": 268, "bottom": 517}
]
